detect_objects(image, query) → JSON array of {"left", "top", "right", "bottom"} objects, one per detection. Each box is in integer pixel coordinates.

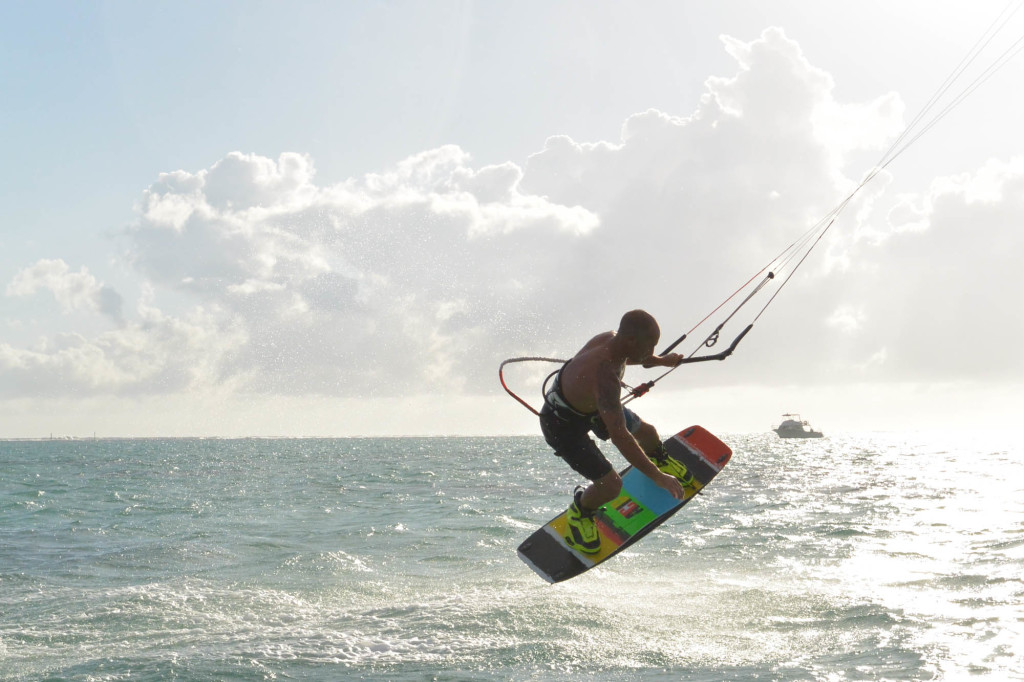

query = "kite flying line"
[{"left": 501, "top": 1, "right": 1024, "bottom": 414}]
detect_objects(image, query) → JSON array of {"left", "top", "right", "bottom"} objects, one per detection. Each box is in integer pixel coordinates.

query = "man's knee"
[
  {"left": 599, "top": 469, "right": 622, "bottom": 491},
  {"left": 591, "top": 469, "right": 622, "bottom": 502}
]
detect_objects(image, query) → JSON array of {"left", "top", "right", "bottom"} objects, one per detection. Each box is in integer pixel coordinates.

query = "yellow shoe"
[
  {"left": 651, "top": 448, "right": 695, "bottom": 487},
  {"left": 565, "top": 489, "right": 601, "bottom": 554}
]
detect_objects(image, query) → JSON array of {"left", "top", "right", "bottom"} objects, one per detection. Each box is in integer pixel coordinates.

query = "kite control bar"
[
  {"left": 675, "top": 323, "right": 752, "bottom": 365},
  {"left": 626, "top": 323, "right": 753, "bottom": 403}
]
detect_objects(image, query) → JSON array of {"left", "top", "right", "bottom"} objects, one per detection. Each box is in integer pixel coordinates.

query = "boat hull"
[{"left": 773, "top": 428, "right": 823, "bottom": 439}]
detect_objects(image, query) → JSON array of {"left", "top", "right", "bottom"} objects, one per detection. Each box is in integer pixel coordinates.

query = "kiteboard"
[{"left": 517, "top": 425, "right": 732, "bottom": 583}]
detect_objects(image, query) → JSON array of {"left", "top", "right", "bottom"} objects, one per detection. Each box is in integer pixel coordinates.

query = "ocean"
[{"left": 1, "top": 431, "right": 1022, "bottom": 681}]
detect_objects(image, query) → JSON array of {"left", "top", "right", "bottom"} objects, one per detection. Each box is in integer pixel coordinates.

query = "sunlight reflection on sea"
[{"left": 1, "top": 431, "right": 1021, "bottom": 680}]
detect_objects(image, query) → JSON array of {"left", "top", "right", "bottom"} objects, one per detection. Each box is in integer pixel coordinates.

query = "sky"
[{"left": 2, "top": 1, "right": 1024, "bottom": 437}]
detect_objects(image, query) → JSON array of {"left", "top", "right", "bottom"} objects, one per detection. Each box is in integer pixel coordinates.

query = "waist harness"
[{"left": 543, "top": 365, "right": 597, "bottom": 422}]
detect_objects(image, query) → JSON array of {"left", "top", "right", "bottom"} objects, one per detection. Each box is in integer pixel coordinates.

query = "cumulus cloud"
[
  {"left": 828, "top": 156, "right": 1024, "bottom": 382},
  {"left": 0, "top": 298, "right": 245, "bottom": 398},
  {"left": 2, "top": 27, "right": 1022, "bottom": 405},
  {"left": 115, "top": 143, "right": 601, "bottom": 398},
  {"left": 7, "top": 259, "right": 123, "bottom": 321}
]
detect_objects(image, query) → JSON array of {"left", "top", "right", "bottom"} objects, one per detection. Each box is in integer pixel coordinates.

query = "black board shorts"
[{"left": 539, "top": 402, "right": 642, "bottom": 482}]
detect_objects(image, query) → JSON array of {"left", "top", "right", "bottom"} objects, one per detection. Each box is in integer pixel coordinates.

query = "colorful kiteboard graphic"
[{"left": 518, "top": 425, "right": 732, "bottom": 583}]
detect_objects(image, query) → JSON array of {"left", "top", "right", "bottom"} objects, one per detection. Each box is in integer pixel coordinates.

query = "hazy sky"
[{"left": 3, "top": 1, "right": 1024, "bottom": 437}]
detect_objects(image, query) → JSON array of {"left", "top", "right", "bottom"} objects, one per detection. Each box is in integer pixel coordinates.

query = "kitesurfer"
[{"left": 541, "top": 310, "right": 694, "bottom": 554}]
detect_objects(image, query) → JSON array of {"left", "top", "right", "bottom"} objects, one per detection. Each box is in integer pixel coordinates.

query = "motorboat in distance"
[{"left": 773, "top": 414, "right": 823, "bottom": 439}]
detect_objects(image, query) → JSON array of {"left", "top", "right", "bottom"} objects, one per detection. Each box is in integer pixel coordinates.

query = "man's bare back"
[{"left": 558, "top": 332, "right": 623, "bottom": 415}]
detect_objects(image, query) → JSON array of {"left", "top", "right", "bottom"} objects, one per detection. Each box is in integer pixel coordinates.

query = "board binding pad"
[{"left": 518, "top": 425, "right": 731, "bottom": 584}]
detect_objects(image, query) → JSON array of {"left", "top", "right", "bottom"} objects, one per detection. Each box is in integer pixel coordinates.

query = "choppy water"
[{"left": 2, "top": 432, "right": 1022, "bottom": 681}]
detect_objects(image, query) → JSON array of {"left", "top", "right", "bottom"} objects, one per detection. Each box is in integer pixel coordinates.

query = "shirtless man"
[{"left": 540, "top": 310, "right": 693, "bottom": 554}]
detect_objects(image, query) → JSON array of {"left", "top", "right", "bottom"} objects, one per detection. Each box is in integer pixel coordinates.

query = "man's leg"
[
  {"left": 579, "top": 468, "right": 622, "bottom": 511},
  {"left": 597, "top": 410, "right": 693, "bottom": 485},
  {"left": 633, "top": 420, "right": 663, "bottom": 457},
  {"left": 540, "top": 408, "right": 622, "bottom": 553},
  {"left": 566, "top": 468, "right": 621, "bottom": 555},
  {"left": 634, "top": 419, "right": 695, "bottom": 486}
]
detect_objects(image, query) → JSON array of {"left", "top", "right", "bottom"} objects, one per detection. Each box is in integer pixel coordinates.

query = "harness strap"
[{"left": 543, "top": 364, "right": 597, "bottom": 421}]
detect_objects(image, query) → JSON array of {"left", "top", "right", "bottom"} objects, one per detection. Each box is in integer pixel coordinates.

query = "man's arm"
[
  {"left": 639, "top": 352, "right": 683, "bottom": 369},
  {"left": 595, "top": 368, "right": 683, "bottom": 499}
]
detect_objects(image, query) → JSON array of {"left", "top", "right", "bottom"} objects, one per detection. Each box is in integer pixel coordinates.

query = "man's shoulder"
[{"left": 579, "top": 330, "right": 615, "bottom": 351}]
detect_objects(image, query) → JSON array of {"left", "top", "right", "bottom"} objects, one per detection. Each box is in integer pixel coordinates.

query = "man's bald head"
[{"left": 618, "top": 310, "right": 660, "bottom": 346}]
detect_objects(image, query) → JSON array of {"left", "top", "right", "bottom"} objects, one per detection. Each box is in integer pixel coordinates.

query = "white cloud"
[
  {"left": 2, "top": 27, "right": 1022, "bottom": 416},
  {"left": 832, "top": 156, "right": 1024, "bottom": 382},
  {"left": 0, "top": 301, "right": 245, "bottom": 398},
  {"left": 826, "top": 305, "right": 865, "bottom": 333},
  {"left": 7, "top": 259, "right": 123, "bottom": 321},
  {"left": 203, "top": 151, "right": 318, "bottom": 211}
]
